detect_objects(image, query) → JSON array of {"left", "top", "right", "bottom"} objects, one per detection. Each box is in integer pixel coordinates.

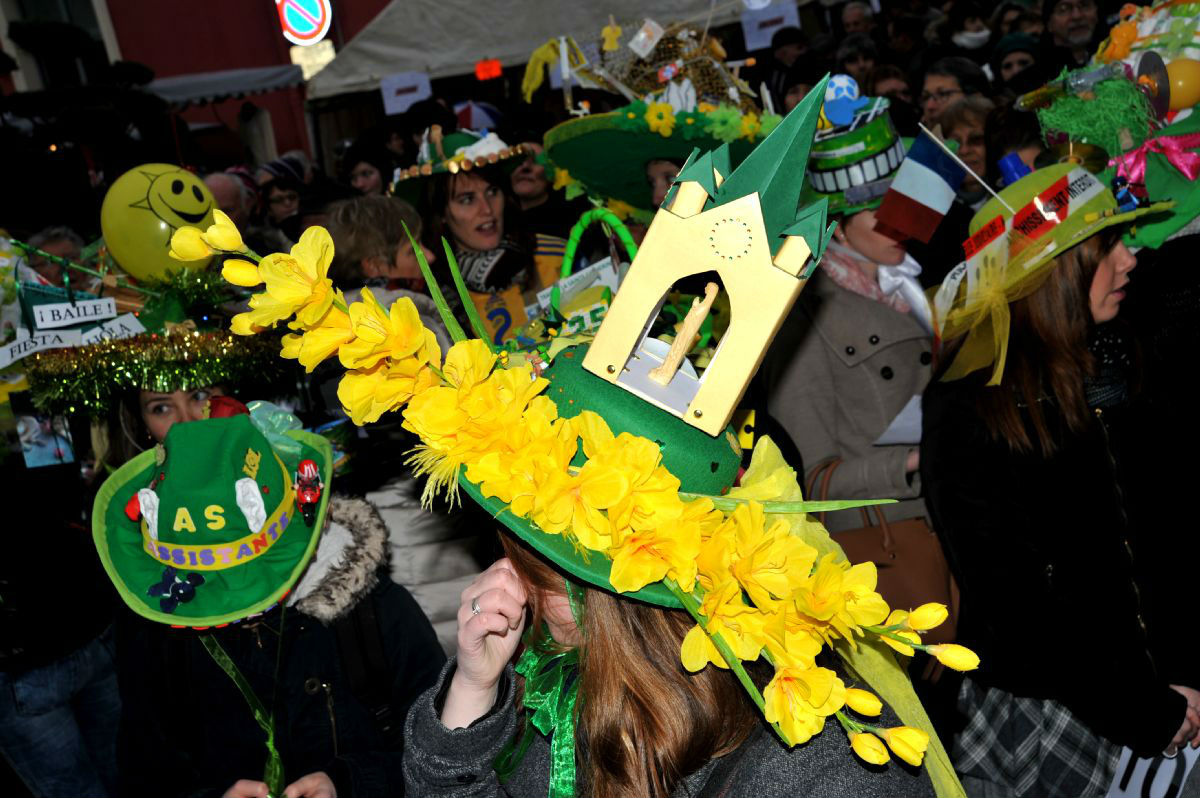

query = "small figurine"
[
  {"left": 1112, "top": 175, "right": 1141, "bottom": 212},
  {"left": 294, "top": 459, "right": 324, "bottom": 526}
]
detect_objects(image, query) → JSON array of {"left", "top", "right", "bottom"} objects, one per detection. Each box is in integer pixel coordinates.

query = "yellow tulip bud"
[
  {"left": 882, "top": 726, "right": 929, "bottom": 767},
  {"left": 880, "top": 629, "right": 921, "bottom": 657},
  {"left": 850, "top": 732, "right": 890, "bottom": 765},
  {"left": 221, "top": 259, "right": 262, "bottom": 287},
  {"left": 201, "top": 210, "right": 245, "bottom": 252},
  {"left": 844, "top": 688, "right": 883, "bottom": 716},
  {"left": 929, "top": 643, "right": 980, "bottom": 671},
  {"left": 906, "top": 603, "right": 948, "bottom": 631},
  {"left": 168, "top": 226, "right": 212, "bottom": 261}
]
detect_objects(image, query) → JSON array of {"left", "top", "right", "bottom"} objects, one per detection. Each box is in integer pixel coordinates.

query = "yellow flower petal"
[
  {"left": 882, "top": 726, "right": 929, "bottom": 766},
  {"left": 906, "top": 603, "right": 949, "bottom": 631},
  {"left": 221, "top": 259, "right": 262, "bottom": 287},
  {"left": 444, "top": 338, "right": 496, "bottom": 390},
  {"left": 929, "top": 643, "right": 980, "bottom": 671},
  {"left": 843, "top": 688, "right": 883, "bottom": 717},
  {"left": 850, "top": 732, "right": 891, "bottom": 765},
  {"left": 202, "top": 210, "right": 245, "bottom": 251},
  {"left": 168, "top": 226, "right": 212, "bottom": 261},
  {"left": 880, "top": 630, "right": 921, "bottom": 657}
]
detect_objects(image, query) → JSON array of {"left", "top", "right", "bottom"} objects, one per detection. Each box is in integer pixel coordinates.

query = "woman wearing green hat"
[{"left": 921, "top": 163, "right": 1200, "bottom": 795}]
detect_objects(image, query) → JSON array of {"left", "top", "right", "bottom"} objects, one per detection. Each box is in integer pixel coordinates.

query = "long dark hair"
[
  {"left": 935, "top": 226, "right": 1125, "bottom": 455},
  {"left": 499, "top": 535, "right": 757, "bottom": 798},
  {"left": 418, "top": 163, "right": 533, "bottom": 258}
]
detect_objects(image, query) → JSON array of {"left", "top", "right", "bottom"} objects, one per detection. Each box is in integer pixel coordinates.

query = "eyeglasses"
[
  {"left": 1051, "top": 0, "right": 1094, "bottom": 16},
  {"left": 919, "top": 88, "right": 963, "bottom": 105}
]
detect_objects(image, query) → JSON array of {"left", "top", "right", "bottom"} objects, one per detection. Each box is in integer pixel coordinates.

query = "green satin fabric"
[{"left": 494, "top": 628, "right": 580, "bottom": 798}]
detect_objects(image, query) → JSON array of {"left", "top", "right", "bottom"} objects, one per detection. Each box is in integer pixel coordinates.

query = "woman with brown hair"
[{"left": 921, "top": 164, "right": 1200, "bottom": 796}]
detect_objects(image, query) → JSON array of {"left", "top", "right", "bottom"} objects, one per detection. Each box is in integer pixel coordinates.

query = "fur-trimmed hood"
[{"left": 287, "top": 494, "right": 387, "bottom": 624}]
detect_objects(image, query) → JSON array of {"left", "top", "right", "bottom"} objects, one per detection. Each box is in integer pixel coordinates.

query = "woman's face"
[
  {"left": 920, "top": 74, "right": 964, "bottom": 124},
  {"left": 843, "top": 53, "right": 876, "bottom": 84},
  {"left": 1000, "top": 50, "right": 1036, "bottom": 82},
  {"left": 444, "top": 172, "right": 505, "bottom": 252},
  {"left": 542, "top": 589, "right": 581, "bottom": 646},
  {"left": 784, "top": 83, "right": 813, "bottom": 112},
  {"left": 1000, "top": 7, "right": 1022, "bottom": 33},
  {"left": 947, "top": 119, "right": 987, "bottom": 188},
  {"left": 350, "top": 162, "right": 384, "bottom": 196},
  {"left": 841, "top": 209, "right": 907, "bottom": 265},
  {"left": 874, "top": 76, "right": 913, "bottom": 104},
  {"left": 140, "top": 386, "right": 225, "bottom": 444},
  {"left": 1089, "top": 241, "right": 1137, "bottom": 323},
  {"left": 267, "top": 186, "right": 300, "bottom": 223},
  {"left": 645, "top": 159, "right": 680, "bottom": 208}
]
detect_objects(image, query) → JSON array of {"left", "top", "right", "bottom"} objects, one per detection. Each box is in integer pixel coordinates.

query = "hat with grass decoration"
[
  {"left": 932, "top": 161, "right": 1173, "bottom": 385},
  {"left": 533, "top": 21, "right": 782, "bottom": 214},
  {"left": 204, "top": 76, "right": 976, "bottom": 798}
]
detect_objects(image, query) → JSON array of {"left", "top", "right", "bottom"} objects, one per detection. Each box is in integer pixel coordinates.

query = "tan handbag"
[{"left": 806, "top": 459, "right": 960, "bottom": 647}]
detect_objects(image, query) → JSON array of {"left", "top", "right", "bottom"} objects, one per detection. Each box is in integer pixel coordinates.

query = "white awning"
[
  {"left": 146, "top": 65, "right": 305, "bottom": 107},
  {"left": 307, "top": 0, "right": 745, "bottom": 100}
]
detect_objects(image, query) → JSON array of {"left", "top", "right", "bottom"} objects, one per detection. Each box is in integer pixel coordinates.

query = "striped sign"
[{"left": 276, "top": 0, "right": 332, "bottom": 46}]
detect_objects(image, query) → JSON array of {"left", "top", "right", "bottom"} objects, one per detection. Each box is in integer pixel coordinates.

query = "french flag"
[{"left": 875, "top": 131, "right": 965, "bottom": 244}]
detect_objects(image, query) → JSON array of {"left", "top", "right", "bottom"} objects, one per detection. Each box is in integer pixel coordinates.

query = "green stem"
[
  {"left": 9, "top": 239, "right": 161, "bottom": 297},
  {"left": 835, "top": 709, "right": 864, "bottom": 734},
  {"left": 402, "top": 222, "right": 467, "bottom": 343},
  {"left": 677, "top": 493, "right": 897, "bottom": 514},
  {"left": 441, "top": 239, "right": 496, "bottom": 350},
  {"left": 863, "top": 625, "right": 929, "bottom": 652}
]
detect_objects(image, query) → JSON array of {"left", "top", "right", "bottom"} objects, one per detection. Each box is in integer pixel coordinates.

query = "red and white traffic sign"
[{"left": 276, "top": 0, "right": 332, "bottom": 46}]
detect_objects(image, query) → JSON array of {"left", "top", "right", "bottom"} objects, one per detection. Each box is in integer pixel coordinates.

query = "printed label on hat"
[
  {"left": 1009, "top": 168, "right": 1104, "bottom": 259},
  {"left": 962, "top": 216, "right": 1005, "bottom": 260}
]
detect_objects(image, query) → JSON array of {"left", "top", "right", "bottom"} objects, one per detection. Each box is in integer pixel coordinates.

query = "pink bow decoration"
[{"left": 1110, "top": 132, "right": 1200, "bottom": 184}]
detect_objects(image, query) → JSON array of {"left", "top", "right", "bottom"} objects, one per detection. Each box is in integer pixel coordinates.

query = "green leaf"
[
  {"left": 403, "top": 222, "right": 466, "bottom": 343},
  {"left": 441, "top": 239, "right": 495, "bottom": 350}
]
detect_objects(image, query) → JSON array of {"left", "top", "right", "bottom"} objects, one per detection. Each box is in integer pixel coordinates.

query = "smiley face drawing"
[{"left": 101, "top": 163, "right": 217, "bottom": 281}]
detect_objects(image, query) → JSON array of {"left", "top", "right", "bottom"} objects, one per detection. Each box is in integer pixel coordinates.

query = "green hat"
[
  {"left": 390, "top": 128, "right": 532, "bottom": 204},
  {"left": 93, "top": 412, "right": 332, "bottom": 628},
  {"left": 936, "top": 162, "right": 1173, "bottom": 383},
  {"left": 802, "top": 95, "right": 905, "bottom": 216}
]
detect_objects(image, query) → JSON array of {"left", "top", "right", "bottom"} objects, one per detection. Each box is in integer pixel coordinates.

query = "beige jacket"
[{"left": 762, "top": 269, "right": 933, "bottom": 530}]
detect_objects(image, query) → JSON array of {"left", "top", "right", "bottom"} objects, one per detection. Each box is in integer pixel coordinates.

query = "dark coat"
[
  {"left": 920, "top": 379, "right": 1190, "bottom": 755},
  {"left": 115, "top": 497, "right": 447, "bottom": 798},
  {"left": 403, "top": 659, "right": 935, "bottom": 798}
]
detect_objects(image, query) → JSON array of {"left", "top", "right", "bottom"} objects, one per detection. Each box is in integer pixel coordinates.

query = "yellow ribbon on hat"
[{"left": 940, "top": 253, "right": 1014, "bottom": 386}]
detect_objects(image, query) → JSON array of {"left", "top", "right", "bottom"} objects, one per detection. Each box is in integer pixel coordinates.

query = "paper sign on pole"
[
  {"left": 380, "top": 71, "right": 433, "bottom": 116},
  {"left": 33, "top": 297, "right": 117, "bottom": 330},
  {"left": 740, "top": 2, "right": 801, "bottom": 52}
]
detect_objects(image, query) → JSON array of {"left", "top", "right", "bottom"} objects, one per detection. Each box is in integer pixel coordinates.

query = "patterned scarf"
[{"left": 820, "top": 241, "right": 912, "bottom": 314}]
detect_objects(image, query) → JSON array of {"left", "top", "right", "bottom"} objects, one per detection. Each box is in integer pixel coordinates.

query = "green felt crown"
[
  {"left": 93, "top": 414, "right": 331, "bottom": 627},
  {"left": 460, "top": 344, "right": 741, "bottom": 608}
]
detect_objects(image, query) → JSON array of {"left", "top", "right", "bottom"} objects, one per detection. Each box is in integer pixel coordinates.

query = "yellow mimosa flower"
[
  {"left": 928, "top": 644, "right": 980, "bottom": 671},
  {"left": 843, "top": 688, "right": 883, "bottom": 716},
  {"left": 906, "top": 603, "right": 949, "bottom": 631},
  {"left": 201, "top": 209, "right": 244, "bottom": 252},
  {"left": 881, "top": 726, "right": 929, "bottom": 766},
  {"left": 339, "top": 288, "right": 432, "bottom": 370},
  {"left": 762, "top": 664, "right": 846, "bottom": 746},
  {"left": 231, "top": 227, "right": 335, "bottom": 333},
  {"left": 222, "top": 259, "right": 262, "bottom": 287},
  {"left": 850, "top": 732, "right": 891, "bottom": 765},
  {"left": 168, "top": 226, "right": 212, "bottom": 261}
]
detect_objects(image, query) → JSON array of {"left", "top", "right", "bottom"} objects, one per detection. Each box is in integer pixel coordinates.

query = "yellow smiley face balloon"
[{"left": 100, "top": 164, "right": 216, "bottom": 281}]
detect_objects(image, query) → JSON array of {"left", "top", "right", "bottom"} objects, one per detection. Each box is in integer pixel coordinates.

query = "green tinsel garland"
[{"left": 1037, "top": 73, "right": 1153, "bottom": 157}]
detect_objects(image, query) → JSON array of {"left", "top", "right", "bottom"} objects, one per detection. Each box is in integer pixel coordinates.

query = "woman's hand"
[
  {"left": 441, "top": 558, "right": 528, "bottom": 729},
  {"left": 283, "top": 771, "right": 337, "bottom": 798},
  {"left": 223, "top": 780, "right": 270, "bottom": 798},
  {"left": 1167, "top": 685, "right": 1200, "bottom": 755}
]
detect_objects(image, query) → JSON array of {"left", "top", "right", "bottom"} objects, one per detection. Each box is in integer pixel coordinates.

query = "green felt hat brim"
[
  {"left": 93, "top": 429, "right": 332, "bottom": 628},
  {"left": 545, "top": 112, "right": 756, "bottom": 210}
]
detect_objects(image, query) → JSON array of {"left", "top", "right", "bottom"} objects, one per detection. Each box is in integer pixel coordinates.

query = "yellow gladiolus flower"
[
  {"left": 608, "top": 516, "right": 701, "bottom": 594},
  {"left": 280, "top": 300, "right": 354, "bottom": 372},
  {"left": 881, "top": 726, "right": 929, "bottom": 766},
  {"left": 880, "top": 629, "right": 921, "bottom": 657},
  {"left": 443, "top": 339, "right": 496, "bottom": 390},
  {"left": 850, "top": 732, "right": 891, "bottom": 765},
  {"left": 338, "top": 356, "right": 438, "bottom": 425},
  {"left": 222, "top": 259, "right": 262, "bottom": 287},
  {"left": 231, "top": 226, "right": 335, "bottom": 333},
  {"left": 794, "top": 554, "right": 890, "bottom": 645},
  {"left": 929, "top": 643, "right": 980, "bottom": 671},
  {"left": 728, "top": 502, "right": 817, "bottom": 607},
  {"left": 168, "top": 226, "right": 212, "bottom": 261},
  {"left": 680, "top": 580, "right": 767, "bottom": 671},
  {"left": 843, "top": 688, "right": 883, "bottom": 717},
  {"left": 340, "top": 288, "right": 433, "bottom": 370},
  {"left": 762, "top": 664, "right": 845, "bottom": 746},
  {"left": 645, "top": 102, "right": 676, "bottom": 137},
  {"left": 906, "top": 603, "right": 949, "bottom": 631},
  {"left": 201, "top": 209, "right": 245, "bottom": 252},
  {"left": 885, "top": 608, "right": 909, "bottom": 627},
  {"left": 530, "top": 466, "right": 624, "bottom": 551}
]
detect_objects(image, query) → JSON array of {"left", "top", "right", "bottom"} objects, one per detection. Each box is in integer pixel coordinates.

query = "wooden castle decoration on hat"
[{"left": 582, "top": 76, "right": 836, "bottom": 437}]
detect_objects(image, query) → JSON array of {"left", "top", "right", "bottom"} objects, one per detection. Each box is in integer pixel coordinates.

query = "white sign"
[
  {"left": 740, "top": 2, "right": 801, "bottom": 52},
  {"left": 534, "top": 257, "right": 621, "bottom": 314},
  {"left": 1107, "top": 744, "right": 1200, "bottom": 798},
  {"left": 79, "top": 313, "right": 146, "bottom": 345},
  {"left": 380, "top": 71, "right": 432, "bottom": 116},
  {"left": 628, "top": 19, "right": 665, "bottom": 59},
  {"left": 0, "top": 330, "right": 82, "bottom": 369},
  {"left": 33, "top": 298, "right": 117, "bottom": 330}
]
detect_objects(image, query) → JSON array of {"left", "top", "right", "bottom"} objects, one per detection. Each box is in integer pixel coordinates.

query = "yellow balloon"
[
  {"left": 100, "top": 163, "right": 216, "bottom": 281},
  {"left": 1167, "top": 58, "right": 1200, "bottom": 111}
]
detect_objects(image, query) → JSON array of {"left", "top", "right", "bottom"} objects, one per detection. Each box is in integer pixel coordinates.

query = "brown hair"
[
  {"left": 939, "top": 95, "right": 996, "bottom": 136},
  {"left": 499, "top": 535, "right": 757, "bottom": 798},
  {"left": 325, "top": 195, "right": 423, "bottom": 287},
  {"left": 419, "top": 164, "right": 532, "bottom": 257},
  {"left": 938, "top": 227, "right": 1123, "bottom": 455}
]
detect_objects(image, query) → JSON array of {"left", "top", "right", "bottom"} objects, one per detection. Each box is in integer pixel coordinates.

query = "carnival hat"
[
  {"left": 391, "top": 127, "right": 533, "bottom": 204},
  {"left": 93, "top": 408, "right": 332, "bottom": 627},
  {"left": 935, "top": 161, "right": 1173, "bottom": 383},
  {"left": 801, "top": 76, "right": 906, "bottom": 216}
]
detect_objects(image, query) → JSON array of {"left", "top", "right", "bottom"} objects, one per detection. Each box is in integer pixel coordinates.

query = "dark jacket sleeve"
[
  {"left": 327, "top": 579, "right": 448, "bottom": 797},
  {"left": 403, "top": 659, "right": 519, "bottom": 798},
  {"left": 920, "top": 384, "right": 1183, "bottom": 755}
]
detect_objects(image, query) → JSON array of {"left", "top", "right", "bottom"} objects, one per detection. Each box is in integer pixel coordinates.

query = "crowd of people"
[{"left": 3, "top": 0, "right": 1200, "bottom": 797}]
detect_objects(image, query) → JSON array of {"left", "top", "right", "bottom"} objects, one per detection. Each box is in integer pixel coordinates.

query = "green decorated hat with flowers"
[
  {"left": 93, "top": 409, "right": 331, "bottom": 627},
  {"left": 390, "top": 128, "right": 533, "bottom": 205}
]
